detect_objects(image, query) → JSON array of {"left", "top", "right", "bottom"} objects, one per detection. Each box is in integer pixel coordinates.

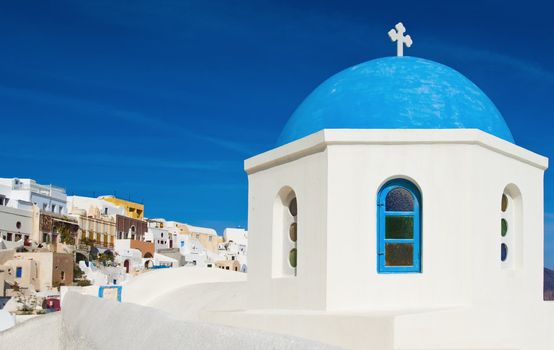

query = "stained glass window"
[
  {"left": 289, "top": 198, "right": 297, "bottom": 217},
  {"left": 501, "top": 219, "right": 508, "bottom": 237},
  {"left": 386, "top": 187, "right": 414, "bottom": 211},
  {"left": 501, "top": 194, "right": 508, "bottom": 212},
  {"left": 501, "top": 243, "right": 508, "bottom": 262},
  {"left": 289, "top": 248, "right": 297, "bottom": 268},
  {"left": 289, "top": 223, "right": 297, "bottom": 242},
  {"left": 385, "top": 216, "right": 414, "bottom": 239},
  {"left": 286, "top": 194, "right": 298, "bottom": 276},
  {"left": 500, "top": 190, "right": 515, "bottom": 268},
  {"left": 385, "top": 243, "right": 414, "bottom": 266}
]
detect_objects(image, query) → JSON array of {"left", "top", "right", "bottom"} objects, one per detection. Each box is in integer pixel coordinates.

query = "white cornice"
[{"left": 244, "top": 129, "right": 549, "bottom": 174}]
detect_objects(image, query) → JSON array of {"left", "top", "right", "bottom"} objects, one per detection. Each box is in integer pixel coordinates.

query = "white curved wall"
[{"left": 60, "top": 293, "right": 339, "bottom": 350}]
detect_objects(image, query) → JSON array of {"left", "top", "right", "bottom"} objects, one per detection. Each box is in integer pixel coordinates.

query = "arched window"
[
  {"left": 500, "top": 185, "right": 520, "bottom": 269},
  {"left": 377, "top": 179, "right": 421, "bottom": 273},
  {"left": 273, "top": 187, "right": 298, "bottom": 277}
]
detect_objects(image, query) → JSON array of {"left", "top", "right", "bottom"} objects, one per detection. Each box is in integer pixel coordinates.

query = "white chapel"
[{"left": 238, "top": 23, "right": 554, "bottom": 349}]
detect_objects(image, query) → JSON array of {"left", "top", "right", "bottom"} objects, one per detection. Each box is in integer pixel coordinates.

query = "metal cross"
[{"left": 388, "top": 22, "right": 413, "bottom": 57}]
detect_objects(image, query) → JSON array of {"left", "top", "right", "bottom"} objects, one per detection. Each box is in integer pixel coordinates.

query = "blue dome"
[{"left": 277, "top": 56, "right": 514, "bottom": 145}]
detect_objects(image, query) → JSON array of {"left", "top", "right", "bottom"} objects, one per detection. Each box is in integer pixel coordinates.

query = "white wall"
[
  {"left": 0, "top": 178, "right": 67, "bottom": 214},
  {"left": 58, "top": 292, "right": 339, "bottom": 350},
  {"left": 67, "top": 196, "right": 125, "bottom": 217},
  {"left": 144, "top": 227, "right": 171, "bottom": 251},
  {"left": 0, "top": 205, "right": 33, "bottom": 241},
  {"left": 223, "top": 228, "right": 248, "bottom": 246},
  {"left": 246, "top": 137, "right": 329, "bottom": 310},
  {"left": 245, "top": 129, "right": 548, "bottom": 311}
]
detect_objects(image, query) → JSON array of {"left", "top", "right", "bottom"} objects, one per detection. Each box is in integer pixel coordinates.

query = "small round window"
[
  {"left": 16, "top": 221, "right": 21, "bottom": 229},
  {"left": 501, "top": 243, "right": 508, "bottom": 262},
  {"left": 288, "top": 198, "right": 297, "bottom": 217},
  {"left": 501, "top": 194, "right": 508, "bottom": 212},
  {"left": 501, "top": 219, "right": 508, "bottom": 237},
  {"left": 289, "top": 248, "right": 297, "bottom": 268},
  {"left": 289, "top": 223, "right": 297, "bottom": 242}
]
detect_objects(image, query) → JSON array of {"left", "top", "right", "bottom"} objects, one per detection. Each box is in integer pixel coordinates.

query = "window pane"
[
  {"left": 386, "top": 187, "right": 414, "bottom": 211},
  {"left": 385, "top": 216, "right": 413, "bottom": 239},
  {"left": 501, "top": 194, "right": 508, "bottom": 212},
  {"left": 385, "top": 243, "right": 414, "bottom": 266},
  {"left": 289, "top": 198, "right": 297, "bottom": 217},
  {"left": 501, "top": 243, "right": 508, "bottom": 262},
  {"left": 289, "top": 248, "right": 297, "bottom": 268},
  {"left": 289, "top": 223, "right": 297, "bottom": 242},
  {"left": 501, "top": 219, "right": 508, "bottom": 237}
]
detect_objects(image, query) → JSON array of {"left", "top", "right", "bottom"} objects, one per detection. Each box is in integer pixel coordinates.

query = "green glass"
[
  {"left": 289, "top": 248, "right": 297, "bottom": 268},
  {"left": 501, "top": 218, "right": 508, "bottom": 237},
  {"left": 385, "top": 243, "right": 414, "bottom": 266},
  {"left": 385, "top": 216, "right": 413, "bottom": 239}
]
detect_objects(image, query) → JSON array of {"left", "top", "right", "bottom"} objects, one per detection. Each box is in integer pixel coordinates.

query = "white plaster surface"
[
  {"left": 0, "top": 310, "right": 15, "bottom": 332},
  {"left": 0, "top": 312, "right": 60, "bottom": 350},
  {"left": 59, "top": 292, "right": 340, "bottom": 350},
  {"left": 240, "top": 128, "right": 554, "bottom": 348},
  {"left": 123, "top": 266, "right": 246, "bottom": 306}
]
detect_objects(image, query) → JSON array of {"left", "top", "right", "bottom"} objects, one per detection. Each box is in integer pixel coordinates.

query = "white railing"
[{"left": 29, "top": 183, "right": 66, "bottom": 197}]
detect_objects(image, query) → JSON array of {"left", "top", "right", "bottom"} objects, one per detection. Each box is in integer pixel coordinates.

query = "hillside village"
[{"left": 0, "top": 177, "right": 247, "bottom": 321}]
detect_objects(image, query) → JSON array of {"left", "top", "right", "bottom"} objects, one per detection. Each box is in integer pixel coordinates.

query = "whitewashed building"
[
  {"left": 0, "top": 205, "right": 37, "bottom": 248},
  {"left": 144, "top": 220, "right": 171, "bottom": 251},
  {"left": 67, "top": 196, "right": 125, "bottom": 218},
  {"left": 223, "top": 228, "right": 247, "bottom": 246},
  {"left": 0, "top": 178, "right": 67, "bottom": 214},
  {"left": 220, "top": 228, "right": 248, "bottom": 272},
  {"left": 238, "top": 50, "right": 554, "bottom": 348}
]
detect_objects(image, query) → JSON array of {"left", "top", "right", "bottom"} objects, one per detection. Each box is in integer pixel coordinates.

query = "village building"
[
  {"left": 0, "top": 251, "right": 73, "bottom": 292},
  {"left": 67, "top": 195, "right": 124, "bottom": 249},
  {"left": 177, "top": 223, "right": 222, "bottom": 253},
  {"left": 0, "top": 178, "right": 67, "bottom": 215},
  {"left": 99, "top": 196, "right": 144, "bottom": 219},
  {"left": 115, "top": 214, "right": 147, "bottom": 241},
  {"left": 214, "top": 259, "right": 241, "bottom": 272},
  {"left": 144, "top": 219, "right": 171, "bottom": 251},
  {"left": 0, "top": 205, "right": 37, "bottom": 249},
  {"left": 219, "top": 228, "right": 248, "bottom": 272}
]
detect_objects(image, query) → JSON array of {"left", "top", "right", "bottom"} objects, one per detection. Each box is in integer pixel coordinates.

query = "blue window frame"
[
  {"left": 98, "top": 285, "right": 123, "bottom": 302},
  {"left": 16, "top": 267, "right": 22, "bottom": 278},
  {"left": 377, "top": 179, "right": 421, "bottom": 273}
]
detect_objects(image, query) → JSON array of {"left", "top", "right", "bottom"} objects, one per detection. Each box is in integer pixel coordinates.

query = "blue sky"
[{"left": 1, "top": 1, "right": 553, "bottom": 267}]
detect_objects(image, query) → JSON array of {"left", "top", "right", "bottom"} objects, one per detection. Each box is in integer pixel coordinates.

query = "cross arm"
[{"left": 388, "top": 29, "right": 398, "bottom": 42}]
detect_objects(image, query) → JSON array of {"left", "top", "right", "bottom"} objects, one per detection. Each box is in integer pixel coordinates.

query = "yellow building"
[
  {"left": 99, "top": 196, "right": 144, "bottom": 219},
  {"left": 173, "top": 222, "right": 223, "bottom": 253},
  {"left": 78, "top": 213, "right": 116, "bottom": 248},
  {"left": 67, "top": 196, "right": 121, "bottom": 248}
]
